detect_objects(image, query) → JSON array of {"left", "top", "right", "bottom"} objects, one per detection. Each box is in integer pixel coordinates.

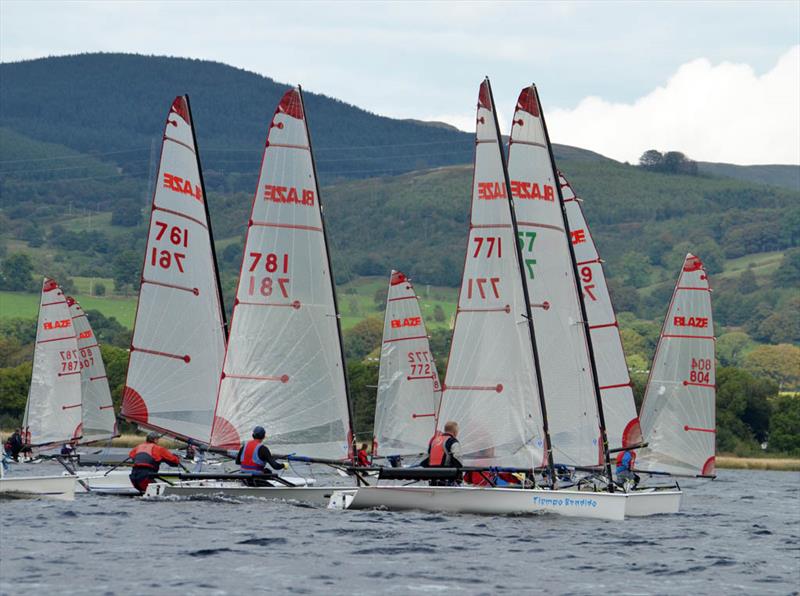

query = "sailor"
[
  {"left": 615, "top": 448, "right": 640, "bottom": 488},
  {"left": 355, "top": 443, "right": 370, "bottom": 467},
  {"left": 128, "top": 431, "right": 181, "bottom": 494},
  {"left": 236, "top": 426, "right": 286, "bottom": 479},
  {"left": 420, "top": 421, "right": 464, "bottom": 487},
  {"left": 5, "top": 429, "right": 23, "bottom": 462}
]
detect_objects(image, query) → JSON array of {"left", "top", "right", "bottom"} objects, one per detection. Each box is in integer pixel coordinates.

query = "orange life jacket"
[
  {"left": 356, "top": 449, "right": 369, "bottom": 466},
  {"left": 428, "top": 432, "right": 456, "bottom": 467},
  {"left": 129, "top": 442, "right": 179, "bottom": 469},
  {"left": 240, "top": 439, "right": 266, "bottom": 473}
]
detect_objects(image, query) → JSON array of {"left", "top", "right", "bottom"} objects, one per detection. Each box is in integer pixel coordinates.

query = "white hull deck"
[
  {"left": 72, "top": 470, "right": 139, "bottom": 495},
  {"left": 145, "top": 481, "right": 344, "bottom": 505},
  {"left": 0, "top": 474, "right": 77, "bottom": 501},
  {"left": 334, "top": 485, "right": 682, "bottom": 520}
]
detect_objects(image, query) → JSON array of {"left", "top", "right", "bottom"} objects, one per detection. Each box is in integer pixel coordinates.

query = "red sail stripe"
[
  {"left": 457, "top": 307, "right": 511, "bottom": 313},
  {"left": 42, "top": 300, "right": 68, "bottom": 307},
  {"left": 235, "top": 300, "right": 302, "bottom": 309},
  {"left": 99, "top": 405, "right": 115, "bottom": 410},
  {"left": 133, "top": 347, "right": 190, "bottom": 363},
  {"left": 153, "top": 205, "right": 208, "bottom": 229},
  {"left": 164, "top": 135, "right": 196, "bottom": 154},
  {"left": 71, "top": 313, "right": 88, "bottom": 320},
  {"left": 445, "top": 384, "right": 504, "bottom": 393},
  {"left": 684, "top": 425, "right": 715, "bottom": 433},
  {"left": 223, "top": 373, "right": 289, "bottom": 383},
  {"left": 250, "top": 221, "right": 323, "bottom": 233},
  {"left": 383, "top": 335, "right": 429, "bottom": 344},
  {"left": 266, "top": 142, "right": 310, "bottom": 150},
  {"left": 676, "top": 286, "right": 710, "bottom": 291},
  {"left": 576, "top": 258, "right": 601, "bottom": 266},
  {"left": 388, "top": 296, "right": 416, "bottom": 303},
  {"left": 589, "top": 322, "right": 618, "bottom": 330},
  {"left": 599, "top": 382, "right": 631, "bottom": 391},
  {"left": 143, "top": 279, "right": 199, "bottom": 295},
  {"left": 662, "top": 334, "right": 715, "bottom": 340},
  {"left": 37, "top": 335, "right": 76, "bottom": 344},
  {"left": 411, "top": 413, "right": 436, "bottom": 419},
  {"left": 406, "top": 375, "right": 436, "bottom": 381},
  {"left": 683, "top": 381, "right": 715, "bottom": 388},
  {"left": 62, "top": 403, "right": 81, "bottom": 410},
  {"left": 58, "top": 371, "right": 81, "bottom": 377},
  {"left": 89, "top": 375, "right": 108, "bottom": 381},
  {"left": 516, "top": 221, "right": 565, "bottom": 233},
  {"left": 81, "top": 343, "right": 99, "bottom": 350}
]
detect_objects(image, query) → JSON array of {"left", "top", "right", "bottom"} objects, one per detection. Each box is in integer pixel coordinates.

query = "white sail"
[
  {"left": 436, "top": 79, "right": 546, "bottom": 468},
  {"left": 373, "top": 270, "right": 442, "bottom": 456},
  {"left": 506, "top": 86, "right": 602, "bottom": 467},
  {"left": 560, "top": 173, "right": 642, "bottom": 451},
  {"left": 66, "top": 297, "right": 117, "bottom": 443},
  {"left": 639, "top": 254, "right": 716, "bottom": 476},
  {"left": 210, "top": 88, "right": 353, "bottom": 459},
  {"left": 121, "top": 96, "right": 227, "bottom": 443},
  {"left": 23, "top": 278, "right": 82, "bottom": 447}
]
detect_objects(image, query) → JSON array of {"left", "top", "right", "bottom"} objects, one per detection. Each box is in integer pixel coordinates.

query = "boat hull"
[
  {"left": 0, "top": 475, "right": 77, "bottom": 501},
  {"left": 145, "top": 482, "right": 343, "bottom": 505},
  {"left": 338, "top": 486, "right": 633, "bottom": 520},
  {"left": 624, "top": 488, "right": 682, "bottom": 516}
]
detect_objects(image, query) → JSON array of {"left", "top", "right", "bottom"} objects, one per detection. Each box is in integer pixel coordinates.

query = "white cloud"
[{"left": 546, "top": 46, "right": 800, "bottom": 165}]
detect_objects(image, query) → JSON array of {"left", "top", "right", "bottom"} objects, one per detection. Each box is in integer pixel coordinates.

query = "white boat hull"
[
  {"left": 145, "top": 481, "right": 341, "bottom": 505},
  {"left": 0, "top": 474, "right": 77, "bottom": 501},
  {"left": 71, "top": 470, "right": 139, "bottom": 495},
  {"left": 624, "top": 488, "right": 682, "bottom": 516},
  {"left": 338, "top": 486, "right": 631, "bottom": 520}
]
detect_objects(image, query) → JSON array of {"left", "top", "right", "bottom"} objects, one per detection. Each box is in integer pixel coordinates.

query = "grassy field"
[
  {"left": 714, "top": 250, "right": 785, "bottom": 280},
  {"left": 0, "top": 290, "right": 137, "bottom": 326},
  {"left": 716, "top": 456, "right": 800, "bottom": 471}
]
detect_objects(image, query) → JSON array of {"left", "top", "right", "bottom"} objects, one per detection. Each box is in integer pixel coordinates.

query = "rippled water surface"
[{"left": 1, "top": 462, "right": 798, "bottom": 595}]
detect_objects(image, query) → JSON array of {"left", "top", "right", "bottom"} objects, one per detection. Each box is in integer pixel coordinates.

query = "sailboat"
[
  {"left": 372, "top": 270, "right": 442, "bottom": 459},
  {"left": 1, "top": 277, "right": 80, "bottom": 500},
  {"left": 638, "top": 253, "right": 716, "bottom": 478},
  {"left": 335, "top": 80, "right": 681, "bottom": 520},
  {"left": 146, "top": 87, "right": 355, "bottom": 504},
  {"left": 67, "top": 296, "right": 118, "bottom": 444},
  {"left": 559, "top": 173, "right": 643, "bottom": 452}
]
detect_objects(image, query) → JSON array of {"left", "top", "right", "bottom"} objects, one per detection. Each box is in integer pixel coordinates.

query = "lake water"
[{"left": 1, "top": 461, "right": 798, "bottom": 595}]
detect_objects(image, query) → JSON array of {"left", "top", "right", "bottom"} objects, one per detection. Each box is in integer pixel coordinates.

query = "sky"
[{"left": 1, "top": 0, "right": 798, "bottom": 165}]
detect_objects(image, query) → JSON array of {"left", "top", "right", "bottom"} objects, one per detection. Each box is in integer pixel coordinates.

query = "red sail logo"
[
  {"left": 391, "top": 317, "right": 421, "bottom": 329},
  {"left": 477, "top": 182, "right": 507, "bottom": 200},
  {"left": 79, "top": 330, "right": 93, "bottom": 339},
  {"left": 163, "top": 173, "right": 202, "bottom": 202},
  {"left": 510, "top": 180, "right": 555, "bottom": 202},
  {"left": 44, "top": 319, "right": 71, "bottom": 330},
  {"left": 673, "top": 316, "right": 708, "bottom": 328},
  {"left": 264, "top": 185, "right": 315, "bottom": 206}
]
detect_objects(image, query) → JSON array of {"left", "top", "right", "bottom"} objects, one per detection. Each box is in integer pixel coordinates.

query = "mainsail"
[
  {"left": 436, "top": 79, "right": 547, "bottom": 468},
  {"left": 122, "top": 95, "right": 228, "bottom": 443},
  {"left": 23, "top": 278, "right": 82, "bottom": 447},
  {"left": 506, "top": 86, "right": 606, "bottom": 468},
  {"left": 373, "top": 270, "right": 442, "bottom": 456},
  {"left": 639, "top": 254, "right": 716, "bottom": 476},
  {"left": 560, "top": 173, "right": 642, "bottom": 451},
  {"left": 210, "top": 87, "right": 354, "bottom": 459},
  {"left": 67, "top": 297, "right": 117, "bottom": 443}
]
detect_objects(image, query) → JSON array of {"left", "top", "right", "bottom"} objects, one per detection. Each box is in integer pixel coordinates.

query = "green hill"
[{"left": 698, "top": 162, "right": 800, "bottom": 191}]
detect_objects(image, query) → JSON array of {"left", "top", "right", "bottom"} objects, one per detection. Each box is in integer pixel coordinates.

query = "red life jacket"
[
  {"left": 240, "top": 439, "right": 266, "bottom": 473},
  {"left": 428, "top": 432, "right": 456, "bottom": 467},
  {"left": 129, "top": 442, "right": 178, "bottom": 469},
  {"left": 356, "top": 449, "right": 369, "bottom": 466}
]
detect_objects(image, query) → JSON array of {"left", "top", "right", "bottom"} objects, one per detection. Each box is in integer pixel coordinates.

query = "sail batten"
[
  {"left": 373, "top": 270, "right": 442, "bottom": 456},
  {"left": 436, "top": 79, "right": 547, "bottom": 468},
  {"left": 121, "top": 96, "right": 228, "bottom": 444},
  {"left": 560, "top": 173, "right": 642, "bottom": 451},
  {"left": 210, "top": 88, "right": 352, "bottom": 459},
  {"left": 23, "top": 278, "right": 83, "bottom": 447},
  {"left": 639, "top": 254, "right": 716, "bottom": 476}
]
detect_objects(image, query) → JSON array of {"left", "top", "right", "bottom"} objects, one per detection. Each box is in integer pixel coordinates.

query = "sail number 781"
[{"left": 247, "top": 251, "right": 290, "bottom": 298}]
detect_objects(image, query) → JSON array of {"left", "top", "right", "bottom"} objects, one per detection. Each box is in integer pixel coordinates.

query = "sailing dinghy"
[
  {"left": 637, "top": 253, "right": 716, "bottom": 480},
  {"left": 1, "top": 278, "right": 80, "bottom": 500},
  {"left": 147, "top": 87, "right": 355, "bottom": 503},
  {"left": 335, "top": 81, "right": 680, "bottom": 520},
  {"left": 372, "top": 270, "right": 442, "bottom": 460}
]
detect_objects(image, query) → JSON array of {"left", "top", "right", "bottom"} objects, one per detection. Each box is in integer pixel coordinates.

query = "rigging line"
[
  {"left": 0, "top": 159, "right": 149, "bottom": 175},
  {"left": 0, "top": 147, "right": 149, "bottom": 164}
]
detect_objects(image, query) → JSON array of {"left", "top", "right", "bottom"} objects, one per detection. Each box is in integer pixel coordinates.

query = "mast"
[
  {"left": 485, "top": 79, "right": 556, "bottom": 484},
  {"left": 530, "top": 85, "right": 615, "bottom": 488},
  {"left": 186, "top": 94, "right": 229, "bottom": 340},
  {"left": 297, "top": 85, "right": 355, "bottom": 459}
]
